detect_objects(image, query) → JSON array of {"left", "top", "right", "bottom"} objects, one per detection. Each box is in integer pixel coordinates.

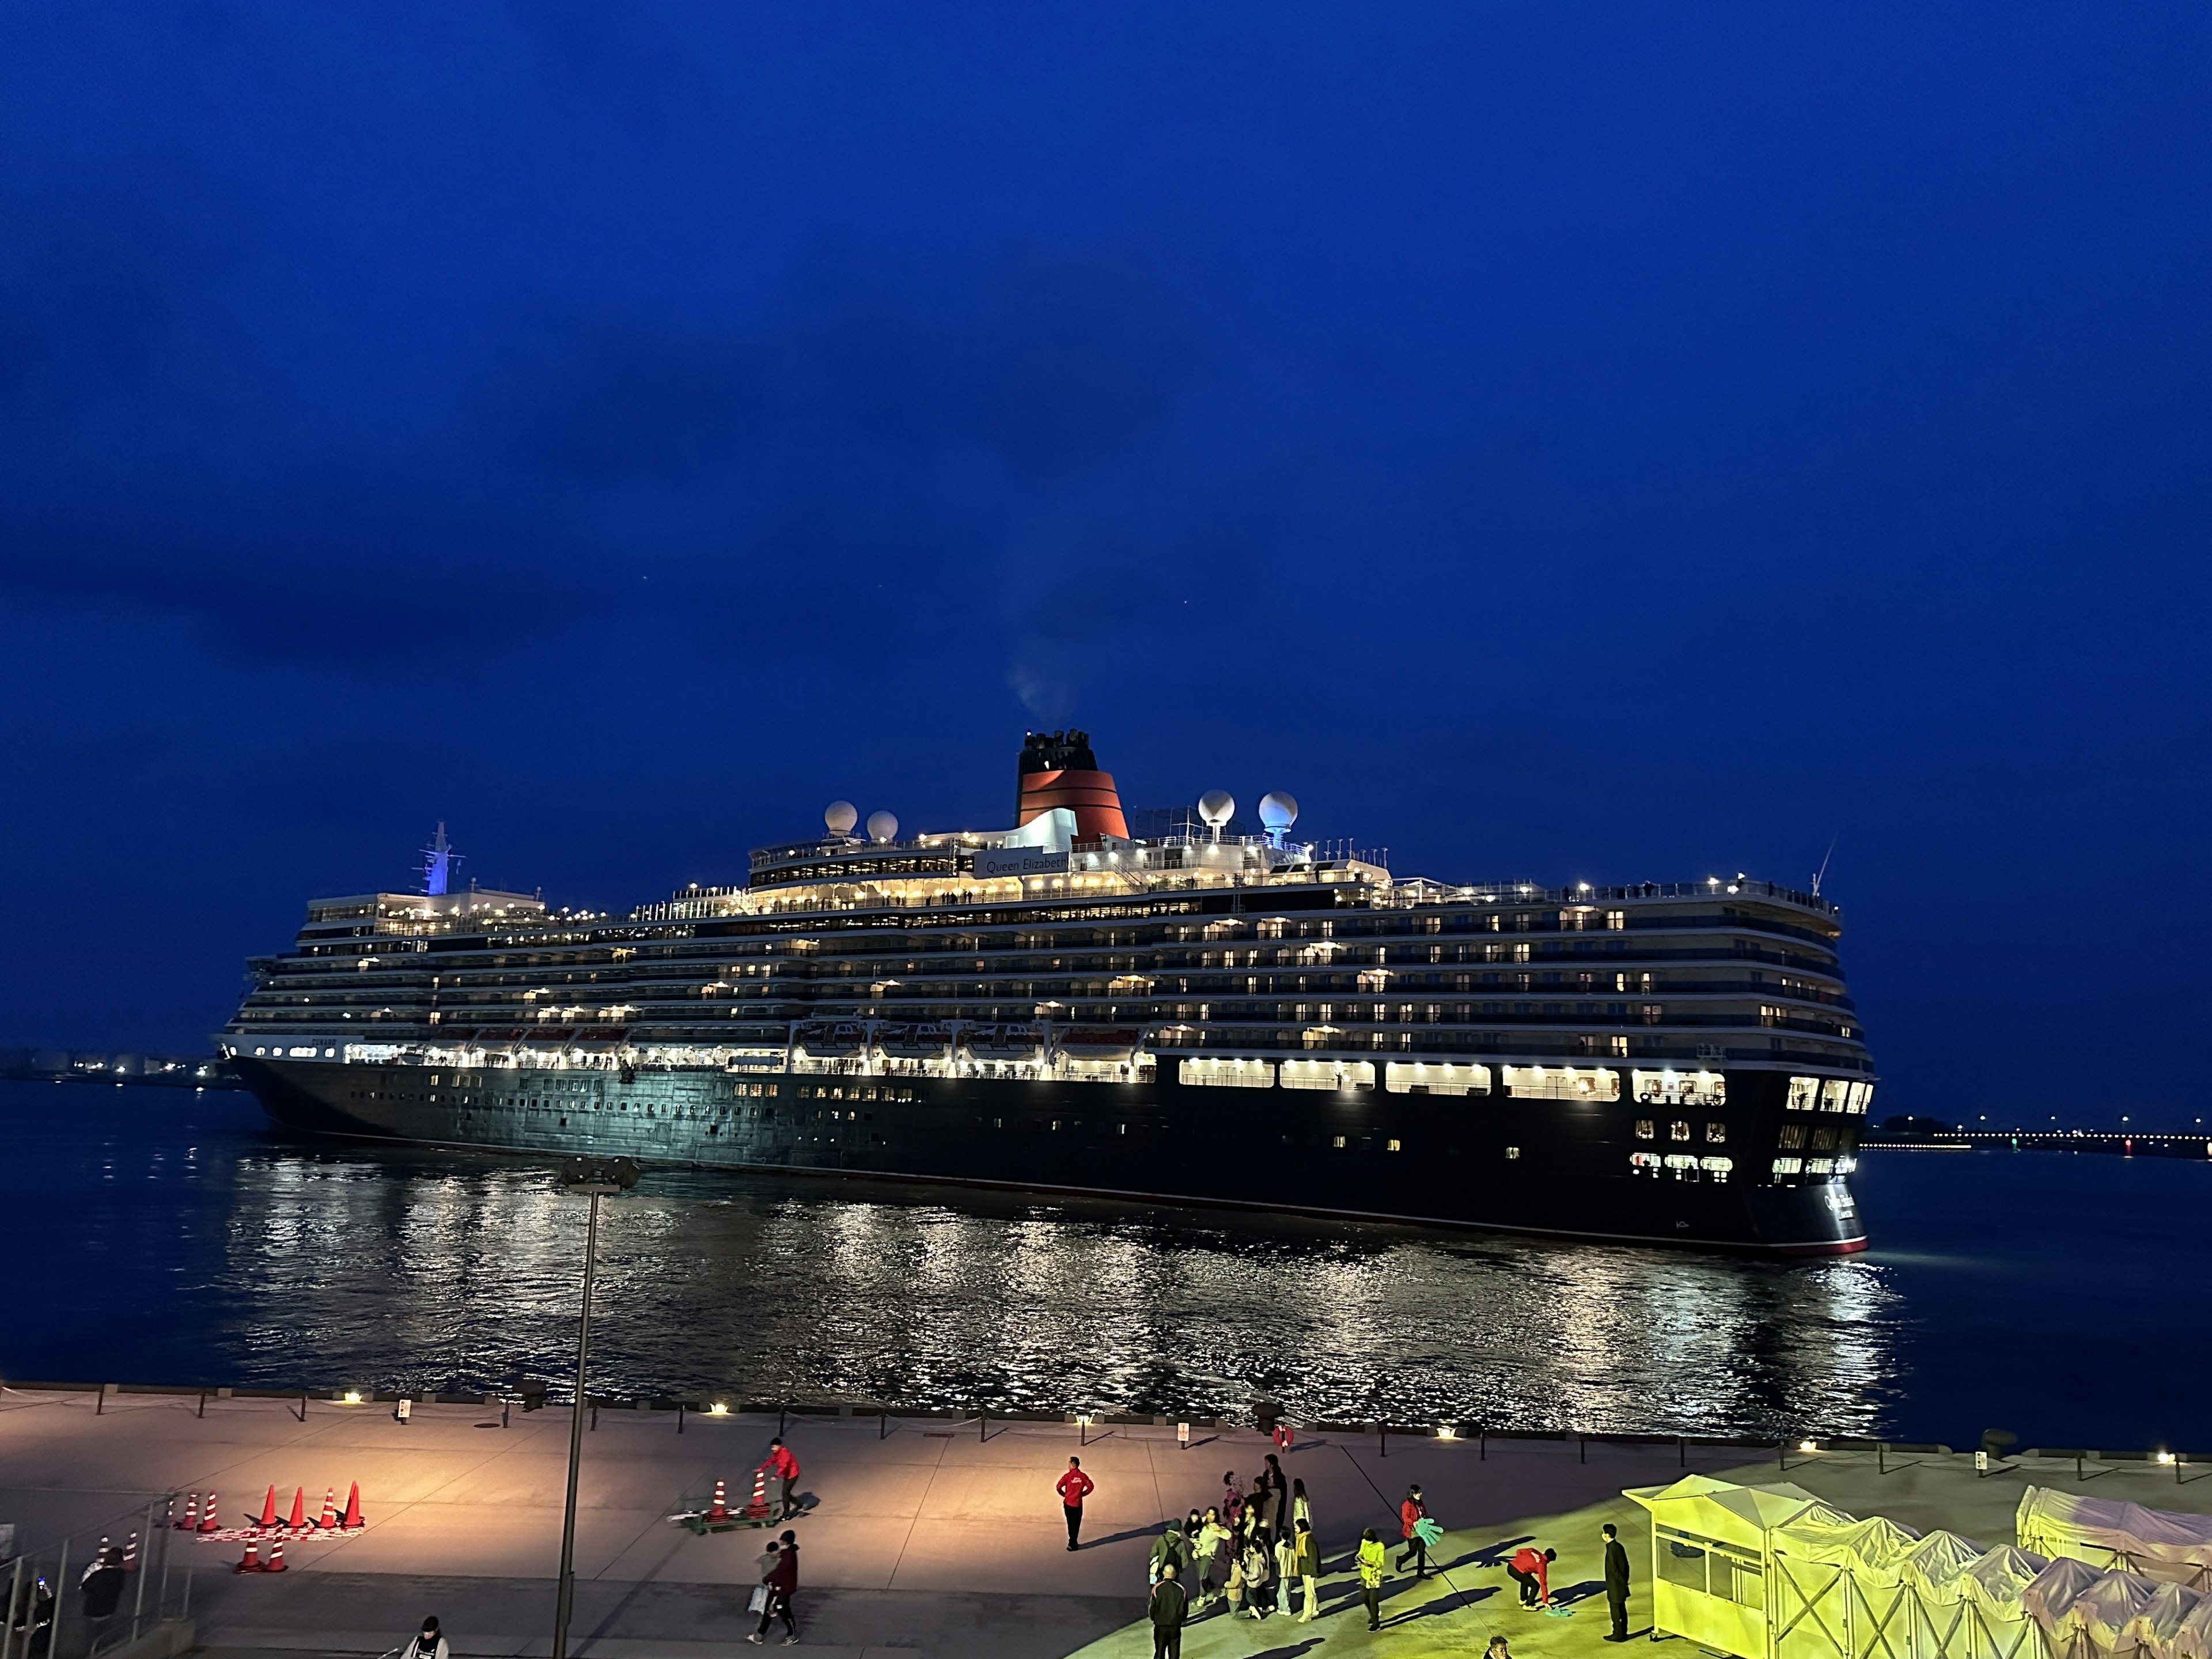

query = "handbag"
[{"left": 748, "top": 1586, "right": 769, "bottom": 1615}]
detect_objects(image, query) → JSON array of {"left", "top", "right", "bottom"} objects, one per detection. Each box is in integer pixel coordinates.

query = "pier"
[{"left": 1, "top": 1389, "right": 2207, "bottom": 1659}]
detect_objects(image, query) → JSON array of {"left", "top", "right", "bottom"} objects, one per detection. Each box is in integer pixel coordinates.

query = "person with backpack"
[{"left": 1149, "top": 1518, "right": 1193, "bottom": 1586}]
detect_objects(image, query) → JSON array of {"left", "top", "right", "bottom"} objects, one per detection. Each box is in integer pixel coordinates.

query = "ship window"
[
  {"left": 1384, "top": 1061, "right": 1490, "bottom": 1096},
  {"left": 1670, "top": 1120, "right": 1691, "bottom": 1141},
  {"left": 1634, "top": 1119, "right": 1654, "bottom": 1140},
  {"left": 1778, "top": 1123, "right": 1804, "bottom": 1149},
  {"left": 1820, "top": 1079, "right": 1851, "bottom": 1112},
  {"left": 1332, "top": 1135, "right": 1346, "bottom": 1149},
  {"left": 1502, "top": 1065, "right": 1620, "bottom": 1101},
  {"left": 1629, "top": 1151, "right": 1662, "bottom": 1174},
  {"left": 1846, "top": 1081, "right": 1873, "bottom": 1115},
  {"left": 1772, "top": 1156, "right": 1803, "bottom": 1177},
  {"left": 1786, "top": 1077, "right": 1819, "bottom": 1111},
  {"left": 1180, "top": 1057, "right": 1276, "bottom": 1088},
  {"left": 1281, "top": 1058, "right": 1377, "bottom": 1091},
  {"left": 1632, "top": 1070, "right": 1725, "bottom": 1107},
  {"left": 1386, "top": 1139, "right": 1403, "bottom": 1152},
  {"left": 1705, "top": 1122, "right": 1726, "bottom": 1144},
  {"left": 1505, "top": 1145, "right": 1521, "bottom": 1159},
  {"left": 1606, "top": 911, "right": 1626, "bottom": 930}
]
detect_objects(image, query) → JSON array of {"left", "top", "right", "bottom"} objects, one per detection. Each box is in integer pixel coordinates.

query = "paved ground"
[{"left": 2, "top": 1390, "right": 2206, "bottom": 1658}]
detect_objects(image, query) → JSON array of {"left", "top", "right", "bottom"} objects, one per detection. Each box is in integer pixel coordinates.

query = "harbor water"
[{"left": 4, "top": 1079, "right": 2203, "bottom": 1449}]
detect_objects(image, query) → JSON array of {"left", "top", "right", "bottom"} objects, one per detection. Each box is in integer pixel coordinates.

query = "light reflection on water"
[
  {"left": 8, "top": 1082, "right": 1902, "bottom": 1436},
  {"left": 213, "top": 1147, "right": 1902, "bottom": 1436}
]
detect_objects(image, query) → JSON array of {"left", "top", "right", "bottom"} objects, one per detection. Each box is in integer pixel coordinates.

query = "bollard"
[
  {"left": 1679, "top": 1435, "right": 1687, "bottom": 1468},
  {"left": 1380, "top": 1423, "right": 1387, "bottom": 1459},
  {"left": 297, "top": 1393, "right": 308, "bottom": 1424},
  {"left": 980, "top": 1407, "right": 987, "bottom": 1444},
  {"left": 1878, "top": 1443, "right": 1887, "bottom": 1475},
  {"left": 503, "top": 1397, "right": 512, "bottom": 1429},
  {"left": 197, "top": 1392, "right": 206, "bottom": 1419},
  {"left": 1481, "top": 1429, "right": 1487, "bottom": 1461},
  {"left": 97, "top": 1383, "right": 106, "bottom": 1416},
  {"left": 880, "top": 1410, "right": 888, "bottom": 1441},
  {"left": 779, "top": 1404, "right": 787, "bottom": 1438},
  {"left": 1579, "top": 1433, "right": 1586, "bottom": 1464},
  {"left": 590, "top": 1399, "right": 599, "bottom": 1432},
  {"left": 677, "top": 1404, "right": 685, "bottom": 1435}
]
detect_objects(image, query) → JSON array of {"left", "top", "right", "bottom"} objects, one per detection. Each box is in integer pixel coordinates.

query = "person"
[
  {"left": 1260, "top": 1453, "right": 1290, "bottom": 1531},
  {"left": 1274, "top": 1525, "right": 1300, "bottom": 1620},
  {"left": 1221, "top": 1471, "right": 1244, "bottom": 1529},
  {"left": 1397, "top": 1484, "right": 1430, "bottom": 1577},
  {"left": 405, "top": 1619, "right": 449, "bottom": 1659},
  {"left": 1240, "top": 1531, "right": 1274, "bottom": 1619},
  {"left": 1056, "top": 1457, "right": 1095, "bottom": 1550},
  {"left": 1507, "top": 1545, "right": 1555, "bottom": 1608},
  {"left": 1358, "top": 1526, "right": 1388, "bottom": 1631},
  {"left": 747, "top": 1537, "right": 798, "bottom": 1645},
  {"left": 78, "top": 1551, "right": 126, "bottom": 1622},
  {"left": 1149, "top": 1518, "right": 1192, "bottom": 1586},
  {"left": 1149, "top": 1562, "right": 1188, "bottom": 1659},
  {"left": 1604, "top": 1522, "right": 1633, "bottom": 1641},
  {"left": 763, "top": 1438, "right": 801, "bottom": 1521},
  {"left": 1194, "top": 1508, "right": 1232, "bottom": 1610},
  {"left": 1224, "top": 1532, "right": 1248, "bottom": 1620},
  {"left": 1487, "top": 1637, "right": 1513, "bottom": 1659},
  {"left": 1290, "top": 1478, "right": 1311, "bottom": 1532},
  {"left": 1291, "top": 1517, "right": 1320, "bottom": 1622}
]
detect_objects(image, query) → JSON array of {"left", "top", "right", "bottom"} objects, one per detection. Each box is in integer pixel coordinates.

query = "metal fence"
[{"left": 0, "top": 1498, "right": 193, "bottom": 1659}]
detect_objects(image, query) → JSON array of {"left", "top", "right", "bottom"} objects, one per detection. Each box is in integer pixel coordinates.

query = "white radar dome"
[
  {"left": 1258, "top": 792, "right": 1299, "bottom": 833},
  {"left": 866, "top": 810, "right": 899, "bottom": 844},
  {"left": 824, "top": 800, "right": 859, "bottom": 837},
  {"left": 1198, "top": 790, "right": 1236, "bottom": 827}
]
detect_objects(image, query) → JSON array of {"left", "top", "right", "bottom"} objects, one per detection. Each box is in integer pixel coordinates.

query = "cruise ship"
[{"left": 221, "top": 732, "right": 1876, "bottom": 1253}]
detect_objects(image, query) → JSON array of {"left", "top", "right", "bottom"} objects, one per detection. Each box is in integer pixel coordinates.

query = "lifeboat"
[
  {"left": 1054, "top": 1025, "right": 1143, "bottom": 1060},
  {"left": 793, "top": 1020, "right": 865, "bottom": 1059},
  {"left": 877, "top": 1022, "right": 956, "bottom": 1059},
  {"left": 964, "top": 1023, "right": 1044, "bottom": 1060}
]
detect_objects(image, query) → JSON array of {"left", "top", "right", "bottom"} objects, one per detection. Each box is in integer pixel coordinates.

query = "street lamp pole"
[{"left": 551, "top": 1156, "right": 638, "bottom": 1659}]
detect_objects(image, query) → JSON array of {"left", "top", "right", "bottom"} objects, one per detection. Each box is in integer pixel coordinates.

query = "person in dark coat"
[
  {"left": 1149, "top": 1562, "right": 1189, "bottom": 1659},
  {"left": 78, "top": 1552, "right": 126, "bottom": 1622},
  {"left": 747, "top": 1538, "right": 798, "bottom": 1645},
  {"left": 1604, "top": 1522, "right": 1633, "bottom": 1641}
]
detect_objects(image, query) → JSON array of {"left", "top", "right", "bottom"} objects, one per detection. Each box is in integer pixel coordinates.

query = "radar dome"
[
  {"left": 1198, "top": 790, "right": 1236, "bottom": 827},
  {"left": 824, "top": 800, "right": 858, "bottom": 837},
  {"left": 866, "top": 810, "right": 899, "bottom": 844},
  {"left": 1258, "top": 792, "right": 1298, "bottom": 833}
]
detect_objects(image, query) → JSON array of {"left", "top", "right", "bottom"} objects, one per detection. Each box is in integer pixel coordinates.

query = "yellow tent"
[{"left": 1627, "top": 1475, "right": 1838, "bottom": 1659}]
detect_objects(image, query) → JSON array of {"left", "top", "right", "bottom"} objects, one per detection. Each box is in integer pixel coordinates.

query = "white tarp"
[
  {"left": 1773, "top": 1512, "right": 1928, "bottom": 1582},
  {"left": 2019, "top": 1490, "right": 2212, "bottom": 1588},
  {"left": 2166, "top": 1593, "right": 2212, "bottom": 1659},
  {"left": 1909, "top": 1533, "right": 2000, "bottom": 1604},
  {"left": 1967, "top": 1548, "right": 2058, "bottom": 1620}
]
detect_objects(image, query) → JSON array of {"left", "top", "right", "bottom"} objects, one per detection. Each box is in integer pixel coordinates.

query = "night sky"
[{"left": 2, "top": 5, "right": 2206, "bottom": 1126}]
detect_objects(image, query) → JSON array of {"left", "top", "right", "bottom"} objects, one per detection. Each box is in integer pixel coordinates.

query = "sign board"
[{"left": 973, "top": 846, "right": 1069, "bottom": 881}]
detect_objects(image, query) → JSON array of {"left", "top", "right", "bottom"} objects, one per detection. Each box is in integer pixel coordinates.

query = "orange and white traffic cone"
[
  {"left": 707, "top": 1479, "right": 729, "bottom": 1523},
  {"left": 256, "top": 1485, "right": 278, "bottom": 1529},
  {"left": 179, "top": 1493, "right": 199, "bottom": 1532},
  {"left": 122, "top": 1533, "right": 138, "bottom": 1572},
  {"left": 317, "top": 1487, "right": 336, "bottom": 1529},
  {"left": 199, "top": 1491, "right": 221, "bottom": 1533},
  {"left": 340, "top": 1482, "right": 363, "bottom": 1531},
  {"left": 741, "top": 1465, "right": 771, "bottom": 1521},
  {"left": 263, "top": 1539, "right": 287, "bottom": 1574},
  {"left": 234, "top": 1540, "right": 262, "bottom": 1574},
  {"left": 286, "top": 1487, "right": 306, "bottom": 1530}
]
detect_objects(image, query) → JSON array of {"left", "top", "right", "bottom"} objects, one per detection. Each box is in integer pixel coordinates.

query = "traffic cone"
[
  {"left": 122, "top": 1533, "right": 138, "bottom": 1572},
  {"left": 179, "top": 1493, "right": 199, "bottom": 1532},
  {"left": 263, "top": 1539, "right": 286, "bottom": 1574},
  {"left": 234, "top": 1540, "right": 262, "bottom": 1574},
  {"left": 317, "top": 1487, "right": 336, "bottom": 1530},
  {"left": 707, "top": 1479, "right": 729, "bottom": 1522},
  {"left": 340, "top": 1481, "right": 363, "bottom": 1531},
  {"left": 286, "top": 1487, "right": 306, "bottom": 1530},
  {"left": 199, "top": 1491, "right": 221, "bottom": 1533},
  {"left": 741, "top": 1465, "right": 771, "bottom": 1521},
  {"left": 256, "top": 1485, "right": 278, "bottom": 1528}
]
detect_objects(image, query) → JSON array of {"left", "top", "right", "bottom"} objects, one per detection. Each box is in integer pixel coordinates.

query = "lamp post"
[{"left": 551, "top": 1155, "right": 638, "bottom": 1659}]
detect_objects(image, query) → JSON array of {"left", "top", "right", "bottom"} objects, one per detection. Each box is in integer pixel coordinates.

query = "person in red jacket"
[
  {"left": 762, "top": 1438, "right": 800, "bottom": 1521},
  {"left": 1508, "top": 1545, "right": 1556, "bottom": 1608},
  {"left": 1396, "top": 1484, "right": 1431, "bottom": 1578},
  {"left": 1056, "top": 1457, "right": 1096, "bottom": 1551}
]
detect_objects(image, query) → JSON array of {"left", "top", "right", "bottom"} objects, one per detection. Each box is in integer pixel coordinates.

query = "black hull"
[{"left": 233, "top": 1058, "right": 1866, "bottom": 1256}]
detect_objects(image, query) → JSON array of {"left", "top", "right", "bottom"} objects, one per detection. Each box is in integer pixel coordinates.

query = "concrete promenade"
[{"left": 2, "top": 1389, "right": 2207, "bottom": 1659}]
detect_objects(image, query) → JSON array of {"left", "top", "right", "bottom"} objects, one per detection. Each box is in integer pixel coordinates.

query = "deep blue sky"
[{"left": 2, "top": 3, "right": 2206, "bottom": 1124}]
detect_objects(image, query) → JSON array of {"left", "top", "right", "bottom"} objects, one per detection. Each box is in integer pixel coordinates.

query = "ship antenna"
[
  {"left": 423, "top": 822, "right": 459, "bottom": 897},
  {"left": 1810, "top": 834, "right": 1838, "bottom": 896}
]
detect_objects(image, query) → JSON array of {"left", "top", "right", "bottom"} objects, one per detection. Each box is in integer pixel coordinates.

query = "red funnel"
[{"left": 1016, "top": 729, "right": 1128, "bottom": 842}]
